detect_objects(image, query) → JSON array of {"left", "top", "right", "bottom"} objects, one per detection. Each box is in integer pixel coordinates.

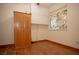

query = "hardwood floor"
[{"left": 0, "top": 40, "right": 79, "bottom": 55}]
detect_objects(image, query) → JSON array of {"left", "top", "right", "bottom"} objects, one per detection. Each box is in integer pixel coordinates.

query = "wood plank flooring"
[{"left": 0, "top": 40, "right": 79, "bottom": 55}]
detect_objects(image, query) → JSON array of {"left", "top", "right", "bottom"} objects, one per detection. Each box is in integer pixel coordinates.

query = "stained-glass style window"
[{"left": 50, "top": 9, "right": 67, "bottom": 31}]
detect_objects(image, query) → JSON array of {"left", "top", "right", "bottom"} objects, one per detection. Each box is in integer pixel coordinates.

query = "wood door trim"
[{"left": 14, "top": 11, "right": 31, "bottom": 15}]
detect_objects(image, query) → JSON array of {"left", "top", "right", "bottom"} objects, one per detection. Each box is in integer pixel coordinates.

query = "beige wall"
[
  {"left": 48, "top": 3, "right": 79, "bottom": 49},
  {"left": 0, "top": 3, "right": 49, "bottom": 45}
]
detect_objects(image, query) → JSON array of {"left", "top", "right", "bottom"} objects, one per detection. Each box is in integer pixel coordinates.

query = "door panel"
[{"left": 14, "top": 12, "right": 31, "bottom": 49}]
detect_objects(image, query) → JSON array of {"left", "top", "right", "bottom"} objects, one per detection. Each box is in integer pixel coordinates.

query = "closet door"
[{"left": 14, "top": 11, "right": 31, "bottom": 49}]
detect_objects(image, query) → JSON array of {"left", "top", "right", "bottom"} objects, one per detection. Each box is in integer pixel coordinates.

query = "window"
[{"left": 50, "top": 8, "right": 67, "bottom": 31}]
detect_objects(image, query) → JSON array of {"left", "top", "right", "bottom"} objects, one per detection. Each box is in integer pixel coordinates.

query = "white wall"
[
  {"left": 31, "top": 4, "right": 49, "bottom": 25},
  {"left": 32, "top": 24, "right": 49, "bottom": 41},
  {"left": 31, "top": 4, "right": 49, "bottom": 41},
  {"left": 48, "top": 3, "right": 79, "bottom": 49},
  {"left": 0, "top": 3, "right": 49, "bottom": 45},
  {"left": 0, "top": 16, "right": 2, "bottom": 44},
  {"left": 0, "top": 3, "right": 30, "bottom": 45}
]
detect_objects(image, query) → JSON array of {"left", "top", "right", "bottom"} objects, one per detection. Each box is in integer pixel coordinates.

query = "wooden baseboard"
[
  {"left": 47, "top": 40, "right": 79, "bottom": 50},
  {"left": 32, "top": 39, "right": 48, "bottom": 43},
  {"left": 0, "top": 44, "right": 14, "bottom": 48},
  {"left": 32, "top": 39, "right": 79, "bottom": 50},
  {"left": 0, "top": 39, "right": 79, "bottom": 51}
]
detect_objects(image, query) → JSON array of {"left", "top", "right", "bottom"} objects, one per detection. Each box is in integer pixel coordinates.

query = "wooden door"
[{"left": 14, "top": 11, "right": 31, "bottom": 49}]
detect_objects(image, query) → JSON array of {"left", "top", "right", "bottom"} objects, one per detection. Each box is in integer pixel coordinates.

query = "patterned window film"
[{"left": 50, "top": 6, "right": 67, "bottom": 31}]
